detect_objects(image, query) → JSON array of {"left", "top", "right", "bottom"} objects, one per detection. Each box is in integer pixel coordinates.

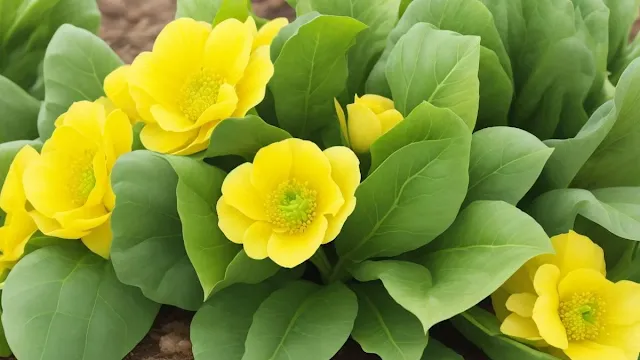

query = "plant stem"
[
  {"left": 328, "top": 259, "right": 350, "bottom": 284},
  {"left": 310, "top": 248, "right": 333, "bottom": 284}
]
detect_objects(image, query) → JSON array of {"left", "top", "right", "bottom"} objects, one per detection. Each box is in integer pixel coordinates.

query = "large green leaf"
[
  {"left": 465, "top": 127, "right": 553, "bottom": 206},
  {"left": 385, "top": 23, "right": 481, "bottom": 129},
  {"left": 270, "top": 12, "right": 320, "bottom": 61},
  {"left": 269, "top": 15, "right": 367, "bottom": 138},
  {"left": 452, "top": 307, "right": 560, "bottom": 360},
  {"left": 604, "top": 0, "right": 640, "bottom": 75},
  {"left": 37, "top": 24, "right": 122, "bottom": 140},
  {"left": 408, "top": 201, "right": 552, "bottom": 330},
  {"left": 0, "top": 75, "right": 39, "bottom": 143},
  {"left": 111, "top": 151, "right": 203, "bottom": 311},
  {"left": 303, "top": 0, "right": 401, "bottom": 97},
  {"left": 367, "top": 0, "right": 512, "bottom": 129},
  {"left": 421, "top": 340, "right": 463, "bottom": 360},
  {"left": 242, "top": 281, "right": 358, "bottom": 360},
  {"left": 350, "top": 283, "right": 428, "bottom": 360},
  {"left": 573, "top": 58, "right": 640, "bottom": 188},
  {"left": 166, "top": 156, "right": 279, "bottom": 300},
  {"left": 0, "top": 296, "right": 9, "bottom": 357},
  {"left": 334, "top": 105, "right": 470, "bottom": 266},
  {"left": 528, "top": 187, "right": 640, "bottom": 240},
  {"left": 204, "top": 116, "right": 291, "bottom": 161},
  {"left": 2, "top": 244, "right": 160, "bottom": 360},
  {"left": 176, "top": 0, "right": 251, "bottom": 23},
  {"left": 191, "top": 283, "right": 277, "bottom": 360}
]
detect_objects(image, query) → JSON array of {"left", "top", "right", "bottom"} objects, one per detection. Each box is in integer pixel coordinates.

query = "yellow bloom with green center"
[
  {"left": 216, "top": 138, "right": 360, "bottom": 268},
  {"left": 104, "top": 65, "right": 141, "bottom": 123},
  {"left": 494, "top": 231, "right": 640, "bottom": 360},
  {"left": 334, "top": 94, "right": 404, "bottom": 153},
  {"left": 21, "top": 100, "right": 133, "bottom": 258},
  {"left": 0, "top": 146, "right": 39, "bottom": 274},
  {"left": 128, "top": 16, "right": 286, "bottom": 156}
]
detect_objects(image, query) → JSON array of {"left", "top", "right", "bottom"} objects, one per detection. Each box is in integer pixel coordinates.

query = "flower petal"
[
  {"left": 378, "top": 109, "right": 404, "bottom": 133},
  {"left": 267, "top": 216, "right": 328, "bottom": 268},
  {"left": 534, "top": 264, "right": 561, "bottom": 297},
  {"left": 605, "top": 280, "right": 640, "bottom": 326},
  {"left": 564, "top": 341, "right": 628, "bottom": 360},
  {"left": 204, "top": 18, "right": 253, "bottom": 84},
  {"left": 151, "top": 105, "right": 194, "bottom": 132},
  {"left": 506, "top": 293, "right": 537, "bottom": 318},
  {"left": 251, "top": 139, "right": 292, "bottom": 194},
  {"left": 217, "top": 196, "right": 255, "bottom": 244},
  {"left": 323, "top": 197, "right": 356, "bottom": 244},
  {"left": 0, "top": 210, "right": 37, "bottom": 262},
  {"left": 243, "top": 221, "right": 272, "bottom": 260},
  {"left": 104, "top": 65, "right": 141, "bottom": 122},
  {"left": 598, "top": 323, "right": 640, "bottom": 356},
  {"left": 54, "top": 101, "right": 104, "bottom": 144},
  {"left": 324, "top": 146, "right": 361, "bottom": 199},
  {"left": 551, "top": 231, "right": 606, "bottom": 277},
  {"left": 221, "top": 163, "right": 267, "bottom": 221},
  {"left": 532, "top": 264, "right": 567, "bottom": 349},
  {"left": 129, "top": 52, "right": 182, "bottom": 111},
  {"left": 54, "top": 205, "right": 110, "bottom": 233},
  {"left": 233, "top": 46, "right": 274, "bottom": 117},
  {"left": 197, "top": 84, "right": 239, "bottom": 125},
  {"left": 347, "top": 102, "right": 382, "bottom": 153},
  {"left": 0, "top": 145, "right": 39, "bottom": 213},
  {"left": 334, "top": 99, "right": 350, "bottom": 146},
  {"left": 492, "top": 287, "right": 511, "bottom": 323},
  {"left": 103, "top": 109, "right": 133, "bottom": 169},
  {"left": 139, "top": 123, "right": 199, "bottom": 154},
  {"left": 500, "top": 313, "right": 543, "bottom": 340},
  {"left": 30, "top": 211, "right": 88, "bottom": 239},
  {"left": 82, "top": 218, "right": 112, "bottom": 259},
  {"left": 254, "top": 17, "right": 288, "bottom": 50},
  {"left": 557, "top": 269, "right": 612, "bottom": 299},
  {"left": 356, "top": 94, "right": 395, "bottom": 114}
]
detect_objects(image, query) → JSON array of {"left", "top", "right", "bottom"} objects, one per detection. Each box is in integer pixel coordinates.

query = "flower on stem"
[
  {"left": 334, "top": 94, "right": 403, "bottom": 153},
  {"left": 104, "top": 65, "right": 141, "bottom": 123},
  {"left": 216, "top": 138, "right": 360, "bottom": 268},
  {"left": 494, "top": 231, "right": 640, "bottom": 360}
]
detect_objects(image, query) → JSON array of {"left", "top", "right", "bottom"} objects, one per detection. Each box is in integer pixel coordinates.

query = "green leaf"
[
  {"left": 37, "top": 24, "right": 122, "bottom": 140},
  {"left": 465, "top": 127, "right": 553, "bottom": 206},
  {"left": 213, "top": 0, "right": 251, "bottom": 25},
  {"left": 452, "top": 307, "right": 560, "bottom": 360},
  {"left": 176, "top": 0, "right": 220, "bottom": 21},
  {"left": 166, "top": 156, "right": 279, "bottom": 300},
  {"left": 304, "top": 0, "right": 401, "bottom": 97},
  {"left": 351, "top": 260, "right": 432, "bottom": 332},
  {"left": 0, "top": 0, "right": 20, "bottom": 42},
  {"left": 528, "top": 187, "right": 640, "bottom": 240},
  {"left": 421, "top": 339, "right": 463, "bottom": 360},
  {"left": 334, "top": 109, "right": 470, "bottom": 264},
  {"left": 0, "top": 300, "right": 10, "bottom": 357},
  {"left": 410, "top": 201, "right": 552, "bottom": 330},
  {"left": 573, "top": 58, "right": 640, "bottom": 188},
  {"left": 0, "top": 140, "right": 42, "bottom": 187},
  {"left": 350, "top": 283, "right": 428, "bottom": 360},
  {"left": 0, "top": 75, "right": 39, "bottom": 143},
  {"left": 204, "top": 116, "right": 291, "bottom": 161},
  {"left": 2, "top": 244, "right": 160, "bottom": 360},
  {"left": 242, "top": 281, "right": 358, "bottom": 360},
  {"left": 604, "top": 0, "right": 640, "bottom": 73},
  {"left": 269, "top": 15, "right": 367, "bottom": 138},
  {"left": 111, "top": 151, "right": 203, "bottom": 311},
  {"left": 385, "top": 23, "right": 481, "bottom": 129},
  {"left": 270, "top": 12, "right": 320, "bottom": 61},
  {"left": 191, "top": 283, "right": 277, "bottom": 360}
]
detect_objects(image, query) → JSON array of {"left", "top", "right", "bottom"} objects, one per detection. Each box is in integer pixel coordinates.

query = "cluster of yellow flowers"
[{"left": 493, "top": 231, "right": 640, "bottom": 360}]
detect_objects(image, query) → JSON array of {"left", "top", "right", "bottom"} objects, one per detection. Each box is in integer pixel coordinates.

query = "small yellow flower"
[
  {"left": 0, "top": 146, "right": 39, "bottom": 273},
  {"left": 128, "top": 17, "right": 282, "bottom": 156},
  {"left": 104, "top": 65, "right": 141, "bottom": 123},
  {"left": 494, "top": 231, "right": 640, "bottom": 360},
  {"left": 216, "top": 138, "right": 360, "bottom": 268},
  {"left": 21, "top": 101, "right": 132, "bottom": 258},
  {"left": 334, "top": 94, "right": 404, "bottom": 153}
]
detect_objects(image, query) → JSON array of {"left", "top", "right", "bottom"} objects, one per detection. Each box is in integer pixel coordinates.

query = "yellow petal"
[
  {"left": 347, "top": 102, "right": 382, "bottom": 153},
  {"left": 104, "top": 181, "right": 116, "bottom": 211},
  {"left": 334, "top": 99, "right": 350, "bottom": 146},
  {"left": 356, "top": 94, "right": 395, "bottom": 114},
  {"left": 54, "top": 205, "right": 109, "bottom": 234},
  {"left": 492, "top": 288, "right": 512, "bottom": 323},
  {"left": 103, "top": 109, "right": 133, "bottom": 169},
  {"left": 323, "top": 197, "right": 356, "bottom": 244},
  {"left": 54, "top": 101, "right": 104, "bottom": 143},
  {"left": 598, "top": 323, "right": 640, "bottom": 356},
  {"left": 216, "top": 196, "right": 255, "bottom": 244},
  {"left": 198, "top": 84, "right": 239, "bottom": 124},
  {"left": 557, "top": 269, "right": 612, "bottom": 299},
  {"left": 139, "top": 123, "right": 199, "bottom": 154},
  {"left": 502, "top": 265, "right": 536, "bottom": 295},
  {"left": 251, "top": 139, "right": 292, "bottom": 194},
  {"left": 85, "top": 151, "right": 109, "bottom": 208},
  {"left": 268, "top": 215, "right": 328, "bottom": 268},
  {"left": 221, "top": 163, "right": 267, "bottom": 221},
  {"left": 534, "top": 264, "right": 561, "bottom": 297},
  {"left": 532, "top": 264, "right": 567, "bottom": 349},
  {"left": 506, "top": 293, "right": 537, "bottom": 318},
  {"left": 233, "top": 46, "right": 274, "bottom": 117},
  {"left": 378, "top": 109, "right": 404, "bottom": 134},
  {"left": 324, "top": 146, "right": 360, "bottom": 199},
  {"left": 30, "top": 211, "right": 89, "bottom": 239},
  {"left": 254, "top": 17, "right": 288, "bottom": 50},
  {"left": 564, "top": 341, "right": 627, "bottom": 360},
  {"left": 128, "top": 84, "right": 159, "bottom": 124},
  {"left": 501, "top": 313, "right": 543, "bottom": 340},
  {"left": 605, "top": 280, "right": 640, "bottom": 326},
  {"left": 551, "top": 231, "right": 606, "bottom": 277},
  {"left": 81, "top": 218, "right": 112, "bottom": 259},
  {"left": 243, "top": 221, "right": 272, "bottom": 260},
  {"left": 129, "top": 52, "right": 183, "bottom": 111},
  {"left": 0, "top": 210, "right": 37, "bottom": 262},
  {"left": 151, "top": 105, "right": 194, "bottom": 133},
  {"left": 0, "top": 145, "right": 39, "bottom": 213},
  {"left": 104, "top": 65, "right": 141, "bottom": 122},
  {"left": 245, "top": 16, "right": 258, "bottom": 36},
  {"left": 204, "top": 18, "right": 253, "bottom": 85}
]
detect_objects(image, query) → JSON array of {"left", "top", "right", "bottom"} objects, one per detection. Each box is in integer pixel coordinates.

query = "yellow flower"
[
  {"left": 216, "top": 138, "right": 360, "bottom": 268},
  {"left": 128, "top": 17, "right": 278, "bottom": 156},
  {"left": 495, "top": 231, "right": 640, "bottom": 360},
  {"left": 252, "top": 17, "right": 289, "bottom": 50},
  {"left": 104, "top": 65, "right": 141, "bottom": 123},
  {"left": 22, "top": 101, "right": 132, "bottom": 258},
  {"left": 334, "top": 94, "right": 404, "bottom": 153},
  {"left": 0, "top": 146, "right": 39, "bottom": 273}
]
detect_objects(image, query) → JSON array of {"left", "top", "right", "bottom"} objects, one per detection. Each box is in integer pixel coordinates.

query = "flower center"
[
  {"left": 266, "top": 179, "right": 317, "bottom": 234},
  {"left": 68, "top": 150, "right": 97, "bottom": 206},
  {"left": 178, "top": 69, "right": 222, "bottom": 122},
  {"left": 559, "top": 292, "right": 606, "bottom": 341}
]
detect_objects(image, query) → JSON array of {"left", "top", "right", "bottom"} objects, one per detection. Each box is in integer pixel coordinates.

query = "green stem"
[
  {"left": 328, "top": 258, "right": 351, "bottom": 284},
  {"left": 310, "top": 248, "right": 332, "bottom": 284}
]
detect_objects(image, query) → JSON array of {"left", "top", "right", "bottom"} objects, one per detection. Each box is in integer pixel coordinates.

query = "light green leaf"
[
  {"left": 176, "top": 0, "right": 220, "bottom": 21},
  {"left": 351, "top": 260, "right": 433, "bottom": 332},
  {"left": 385, "top": 23, "right": 481, "bottom": 129},
  {"left": 0, "top": 75, "right": 39, "bottom": 143},
  {"left": 452, "top": 307, "right": 560, "bottom": 360},
  {"left": 242, "top": 281, "right": 358, "bottom": 360},
  {"left": 304, "top": 0, "right": 401, "bottom": 97},
  {"left": 528, "top": 187, "right": 640, "bottom": 240},
  {"left": 351, "top": 283, "right": 428, "bottom": 360},
  {"left": 421, "top": 339, "right": 463, "bottom": 360},
  {"left": 204, "top": 116, "right": 291, "bottom": 161},
  {"left": 466, "top": 127, "right": 553, "bottom": 206},
  {"left": 37, "top": 24, "right": 122, "bottom": 140},
  {"left": 269, "top": 15, "right": 367, "bottom": 138},
  {"left": 0, "top": 139, "right": 42, "bottom": 187},
  {"left": 411, "top": 201, "right": 552, "bottom": 330},
  {"left": 213, "top": 0, "right": 251, "bottom": 25},
  {"left": 604, "top": 0, "right": 640, "bottom": 74},
  {"left": 111, "top": 151, "right": 203, "bottom": 311},
  {"left": 0, "top": 303, "right": 9, "bottom": 357},
  {"left": 334, "top": 109, "right": 470, "bottom": 265},
  {"left": 191, "top": 283, "right": 277, "bottom": 360},
  {"left": 2, "top": 244, "right": 160, "bottom": 360},
  {"left": 270, "top": 12, "right": 320, "bottom": 61}
]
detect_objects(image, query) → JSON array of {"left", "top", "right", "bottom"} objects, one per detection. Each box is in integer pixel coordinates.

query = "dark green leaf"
[
  {"left": 421, "top": 339, "right": 463, "bottom": 360},
  {"left": 0, "top": 75, "right": 39, "bottom": 143},
  {"left": 0, "top": 304, "right": 10, "bottom": 357}
]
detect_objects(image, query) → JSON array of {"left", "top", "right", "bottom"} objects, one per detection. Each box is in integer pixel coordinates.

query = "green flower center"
[
  {"left": 179, "top": 69, "right": 222, "bottom": 122},
  {"left": 266, "top": 179, "right": 318, "bottom": 234},
  {"left": 559, "top": 292, "right": 606, "bottom": 341},
  {"left": 68, "top": 150, "right": 97, "bottom": 206}
]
